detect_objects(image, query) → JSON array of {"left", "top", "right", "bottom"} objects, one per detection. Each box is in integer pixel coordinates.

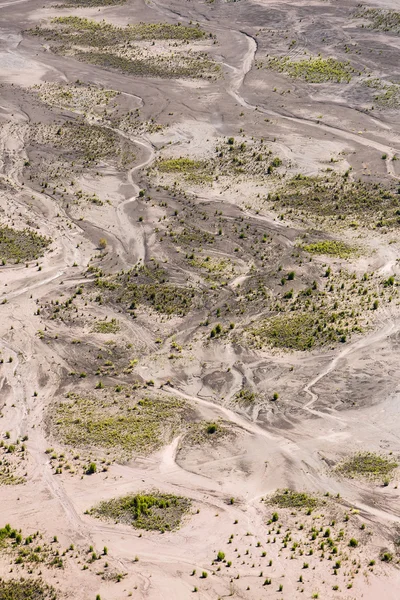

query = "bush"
[{"left": 381, "top": 552, "right": 393, "bottom": 562}]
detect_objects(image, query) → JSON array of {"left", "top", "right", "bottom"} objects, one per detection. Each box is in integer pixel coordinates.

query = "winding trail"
[
  {"left": 303, "top": 318, "right": 399, "bottom": 412},
  {"left": 116, "top": 137, "right": 155, "bottom": 263}
]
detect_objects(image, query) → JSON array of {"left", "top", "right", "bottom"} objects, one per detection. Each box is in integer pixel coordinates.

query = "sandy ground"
[{"left": 1, "top": 0, "right": 400, "bottom": 598}]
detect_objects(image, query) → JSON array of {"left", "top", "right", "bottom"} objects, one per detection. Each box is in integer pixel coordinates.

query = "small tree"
[{"left": 98, "top": 238, "right": 107, "bottom": 250}]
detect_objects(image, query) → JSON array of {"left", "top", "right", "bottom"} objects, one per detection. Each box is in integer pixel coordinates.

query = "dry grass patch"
[
  {"left": 0, "top": 578, "right": 57, "bottom": 600},
  {"left": 57, "top": 0, "right": 125, "bottom": 6}
]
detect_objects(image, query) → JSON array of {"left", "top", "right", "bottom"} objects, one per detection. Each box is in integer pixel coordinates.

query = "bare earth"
[{"left": 1, "top": 0, "right": 400, "bottom": 598}]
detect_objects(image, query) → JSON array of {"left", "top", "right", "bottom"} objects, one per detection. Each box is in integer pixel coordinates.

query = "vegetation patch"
[
  {"left": 92, "top": 264, "right": 195, "bottom": 316},
  {"left": 268, "top": 489, "right": 319, "bottom": 509},
  {"left": 0, "top": 578, "right": 56, "bottom": 600},
  {"left": 265, "top": 56, "right": 355, "bottom": 83},
  {"left": 89, "top": 492, "right": 191, "bottom": 531},
  {"left": 234, "top": 388, "right": 257, "bottom": 404},
  {"left": 75, "top": 51, "right": 219, "bottom": 80},
  {"left": 336, "top": 452, "right": 398, "bottom": 480},
  {"left": 91, "top": 318, "right": 120, "bottom": 334},
  {"left": 248, "top": 310, "right": 350, "bottom": 351},
  {"left": 355, "top": 8, "right": 400, "bottom": 34},
  {"left": 28, "top": 121, "right": 135, "bottom": 169},
  {"left": 57, "top": 0, "right": 126, "bottom": 6},
  {"left": 33, "top": 82, "right": 119, "bottom": 114},
  {"left": 48, "top": 17, "right": 208, "bottom": 41},
  {"left": 0, "top": 460, "right": 25, "bottom": 486},
  {"left": 153, "top": 138, "right": 283, "bottom": 186},
  {"left": 29, "top": 18, "right": 218, "bottom": 80},
  {"left": 364, "top": 78, "right": 400, "bottom": 109},
  {"left": 237, "top": 258, "right": 396, "bottom": 352},
  {"left": 183, "top": 421, "right": 232, "bottom": 446},
  {"left": 0, "top": 226, "right": 51, "bottom": 264},
  {"left": 301, "top": 240, "right": 357, "bottom": 258},
  {"left": 50, "top": 391, "right": 188, "bottom": 457},
  {"left": 272, "top": 174, "right": 400, "bottom": 228},
  {"left": 156, "top": 157, "right": 212, "bottom": 183}
]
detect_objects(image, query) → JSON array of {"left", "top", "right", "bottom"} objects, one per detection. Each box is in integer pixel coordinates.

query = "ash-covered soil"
[{"left": 1, "top": 0, "right": 400, "bottom": 598}]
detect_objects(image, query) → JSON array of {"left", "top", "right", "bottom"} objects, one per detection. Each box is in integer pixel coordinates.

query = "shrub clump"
[{"left": 90, "top": 492, "right": 191, "bottom": 531}]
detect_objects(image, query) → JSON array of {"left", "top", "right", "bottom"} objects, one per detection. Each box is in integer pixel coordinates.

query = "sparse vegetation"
[
  {"left": 92, "top": 264, "right": 195, "bottom": 316},
  {"left": 91, "top": 319, "right": 120, "bottom": 334},
  {"left": 271, "top": 175, "right": 400, "bottom": 227},
  {"left": 337, "top": 452, "right": 398, "bottom": 480},
  {"left": 57, "top": 0, "right": 126, "bottom": 6},
  {"left": 29, "top": 18, "right": 219, "bottom": 80},
  {"left": 0, "top": 226, "right": 51, "bottom": 264},
  {"left": 355, "top": 8, "right": 400, "bottom": 35}
]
